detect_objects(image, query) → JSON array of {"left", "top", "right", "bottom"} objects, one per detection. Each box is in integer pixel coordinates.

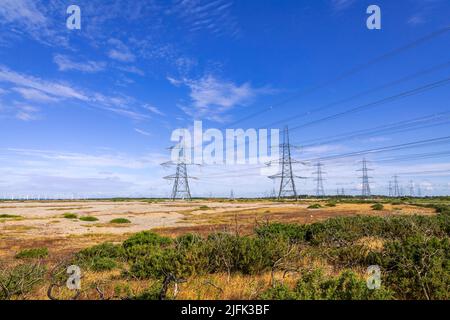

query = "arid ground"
[{"left": 0, "top": 199, "right": 435, "bottom": 264}]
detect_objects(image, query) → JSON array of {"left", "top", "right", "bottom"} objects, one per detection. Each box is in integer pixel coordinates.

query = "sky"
[{"left": 0, "top": 0, "right": 450, "bottom": 198}]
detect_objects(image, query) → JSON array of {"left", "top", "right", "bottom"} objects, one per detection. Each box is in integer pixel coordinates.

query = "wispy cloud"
[
  {"left": 169, "top": 74, "right": 270, "bottom": 121},
  {"left": 0, "top": 65, "right": 151, "bottom": 120},
  {"left": 331, "top": 0, "right": 356, "bottom": 11},
  {"left": 134, "top": 128, "right": 152, "bottom": 136},
  {"left": 143, "top": 104, "right": 165, "bottom": 116},
  {"left": 108, "top": 38, "right": 136, "bottom": 62},
  {"left": 168, "top": 0, "right": 239, "bottom": 37},
  {"left": 54, "top": 54, "right": 106, "bottom": 73}
]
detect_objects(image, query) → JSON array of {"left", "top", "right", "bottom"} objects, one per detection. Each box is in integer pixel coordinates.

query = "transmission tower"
[
  {"left": 162, "top": 143, "right": 196, "bottom": 201},
  {"left": 417, "top": 185, "right": 422, "bottom": 197},
  {"left": 313, "top": 162, "right": 325, "bottom": 197},
  {"left": 392, "top": 175, "right": 400, "bottom": 197},
  {"left": 357, "top": 158, "right": 372, "bottom": 197},
  {"left": 268, "top": 126, "right": 306, "bottom": 199},
  {"left": 388, "top": 181, "right": 393, "bottom": 197},
  {"left": 230, "top": 189, "right": 235, "bottom": 200},
  {"left": 409, "top": 180, "right": 415, "bottom": 197}
]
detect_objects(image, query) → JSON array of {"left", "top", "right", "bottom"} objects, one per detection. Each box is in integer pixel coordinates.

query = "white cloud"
[
  {"left": 0, "top": 65, "right": 152, "bottom": 120},
  {"left": 54, "top": 54, "right": 106, "bottom": 73},
  {"left": 143, "top": 104, "right": 165, "bottom": 116},
  {"left": 0, "top": 65, "right": 89, "bottom": 101},
  {"left": 408, "top": 15, "right": 425, "bottom": 26},
  {"left": 117, "top": 65, "right": 145, "bottom": 76},
  {"left": 134, "top": 128, "right": 152, "bottom": 136},
  {"left": 14, "top": 104, "right": 39, "bottom": 121},
  {"left": 170, "top": 74, "right": 269, "bottom": 121},
  {"left": 108, "top": 39, "right": 136, "bottom": 62},
  {"left": 331, "top": 0, "right": 356, "bottom": 11},
  {"left": 13, "top": 87, "right": 60, "bottom": 102}
]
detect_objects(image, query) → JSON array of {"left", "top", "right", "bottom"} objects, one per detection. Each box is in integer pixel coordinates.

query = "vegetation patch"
[
  {"left": 0, "top": 214, "right": 21, "bottom": 219},
  {"left": 307, "top": 204, "right": 322, "bottom": 209},
  {"left": 63, "top": 213, "right": 78, "bottom": 219},
  {"left": 79, "top": 216, "right": 99, "bottom": 222},
  {"left": 371, "top": 203, "right": 384, "bottom": 211},
  {"left": 15, "top": 247, "right": 49, "bottom": 259},
  {"left": 110, "top": 218, "right": 131, "bottom": 224}
]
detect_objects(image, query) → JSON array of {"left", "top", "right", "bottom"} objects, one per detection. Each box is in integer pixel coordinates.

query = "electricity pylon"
[
  {"left": 392, "top": 175, "right": 400, "bottom": 197},
  {"left": 409, "top": 180, "right": 415, "bottom": 197},
  {"left": 357, "top": 158, "right": 372, "bottom": 197},
  {"left": 162, "top": 143, "right": 196, "bottom": 201},
  {"left": 313, "top": 162, "right": 325, "bottom": 197},
  {"left": 230, "top": 189, "right": 234, "bottom": 200},
  {"left": 268, "top": 126, "right": 306, "bottom": 200},
  {"left": 388, "top": 181, "right": 393, "bottom": 197}
]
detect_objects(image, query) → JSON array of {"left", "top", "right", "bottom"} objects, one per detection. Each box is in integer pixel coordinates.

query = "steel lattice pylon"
[
  {"left": 268, "top": 126, "right": 305, "bottom": 200},
  {"left": 357, "top": 158, "right": 372, "bottom": 197},
  {"left": 162, "top": 142, "right": 196, "bottom": 201},
  {"left": 313, "top": 162, "right": 325, "bottom": 197}
]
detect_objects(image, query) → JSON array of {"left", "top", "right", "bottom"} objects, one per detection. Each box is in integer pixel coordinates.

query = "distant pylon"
[
  {"left": 357, "top": 158, "right": 372, "bottom": 197},
  {"left": 392, "top": 175, "right": 400, "bottom": 197},
  {"left": 163, "top": 142, "right": 196, "bottom": 201},
  {"left": 409, "top": 180, "right": 415, "bottom": 197},
  {"left": 388, "top": 181, "right": 393, "bottom": 197},
  {"left": 268, "top": 126, "right": 305, "bottom": 199},
  {"left": 230, "top": 189, "right": 234, "bottom": 200},
  {"left": 313, "top": 162, "right": 325, "bottom": 197},
  {"left": 417, "top": 185, "right": 422, "bottom": 197},
  {"left": 341, "top": 188, "right": 345, "bottom": 196}
]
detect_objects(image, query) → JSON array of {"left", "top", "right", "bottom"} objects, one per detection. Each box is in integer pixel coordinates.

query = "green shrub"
[
  {"left": 308, "top": 204, "right": 322, "bottom": 209},
  {"left": 78, "top": 242, "right": 125, "bottom": 259},
  {"left": 15, "top": 247, "right": 48, "bottom": 259},
  {"left": 0, "top": 214, "right": 21, "bottom": 218},
  {"left": 326, "top": 201, "right": 337, "bottom": 207},
  {"left": 123, "top": 231, "right": 172, "bottom": 249},
  {"left": 372, "top": 236, "right": 450, "bottom": 300},
  {"left": 371, "top": 203, "right": 384, "bottom": 211},
  {"left": 79, "top": 216, "right": 98, "bottom": 222},
  {"left": 198, "top": 205, "right": 210, "bottom": 210},
  {"left": 255, "top": 223, "right": 306, "bottom": 242},
  {"left": 0, "top": 263, "right": 46, "bottom": 300},
  {"left": 90, "top": 257, "right": 117, "bottom": 271},
  {"left": 63, "top": 213, "right": 77, "bottom": 219},
  {"left": 259, "top": 283, "right": 298, "bottom": 300},
  {"left": 110, "top": 218, "right": 131, "bottom": 224},
  {"left": 259, "top": 269, "right": 393, "bottom": 300}
]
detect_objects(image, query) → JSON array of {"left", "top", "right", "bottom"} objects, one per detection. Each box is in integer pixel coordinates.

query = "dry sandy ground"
[{"left": 0, "top": 200, "right": 436, "bottom": 263}]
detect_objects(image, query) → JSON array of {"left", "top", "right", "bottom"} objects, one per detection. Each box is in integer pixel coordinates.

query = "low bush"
[
  {"left": 307, "top": 204, "right": 322, "bottom": 209},
  {"left": 371, "top": 203, "right": 384, "bottom": 211},
  {"left": 0, "top": 263, "right": 46, "bottom": 300},
  {"left": 260, "top": 269, "right": 393, "bottom": 300},
  {"left": 79, "top": 216, "right": 98, "bottom": 222},
  {"left": 15, "top": 247, "right": 48, "bottom": 259},
  {"left": 0, "top": 214, "right": 21, "bottom": 218},
  {"left": 110, "top": 218, "right": 131, "bottom": 224},
  {"left": 90, "top": 257, "right": 117, "bottom": 271},
  {"left": 63, "top": 213, "right": 77, "bottom": 219}
]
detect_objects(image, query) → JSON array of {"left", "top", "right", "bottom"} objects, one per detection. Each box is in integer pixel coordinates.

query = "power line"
[{"left": 226, "top": 25, "right": 450, "bottom": 128}]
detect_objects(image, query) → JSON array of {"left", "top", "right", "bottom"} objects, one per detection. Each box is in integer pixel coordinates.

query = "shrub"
[
  {"left": 110, "top": 218, "right": 131, "bottom": 224},
  {"left": 372, "top": 235, "right": 450, "bottom": 300},
  {"left": 15, "top": 247, "right": 48, "bottom": 259},
  {"left": 326, "top": 201, "right": 337, "bottom": 207},
  {"left": 0, "top": 263, "right": 46, "bottom": 300},
  {"left": 198, "top": 205, "right": 210, "bottom": 210},
  {"left": 0, "top": 214, "right": 21, "bottom": 218},
  {"left": 308, "top": 204, "right": 322, "bottom": 209},
  {"left": 78, "top": 242, "right": 125, "bottom": 259},
  {"left": 123, "top": 231, "right": 172, "bottom": 249},
  {"left": 255, "top": 223, "right": 306, "bottom": 242},
  {"left": 259, "top": 269, "right": 393, "bottom": 300},
  {"left": 79, "top": 216, "right": 98, "bottom": 222},
  {"left": 259, "top": 283, "right": 298, "bottom": 300},
  {"left": 90, "top": 257, "right": 117, "bottom": 271},
  {"left": 63, "top": 213, "right": 77, "bottom": 219},
  {"left": 371, "top": 203, "right": 384, "bottom": 211}
]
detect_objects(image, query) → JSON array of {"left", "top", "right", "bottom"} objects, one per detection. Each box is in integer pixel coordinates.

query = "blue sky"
[{"left": 1, "top": 0, "right": 450, "bottom": 198}]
